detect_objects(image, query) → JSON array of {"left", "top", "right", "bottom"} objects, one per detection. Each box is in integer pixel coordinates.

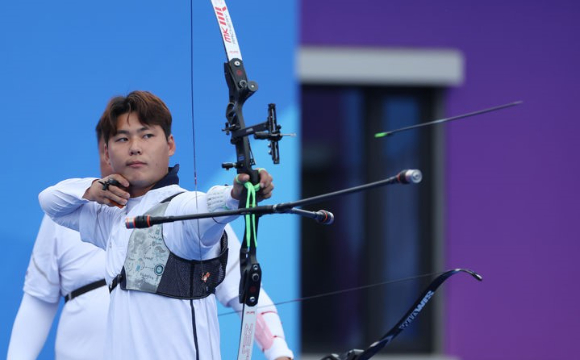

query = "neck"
[
  {"left": 127, "top": 165, "right": 181, "bottom": 197},
  {"left": 128, "top": 184, "right": 156, "bottom": 198}
]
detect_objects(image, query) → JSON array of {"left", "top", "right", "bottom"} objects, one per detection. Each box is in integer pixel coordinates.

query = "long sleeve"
[
  {"left": 39, "top": 178, "right": 114, "bottom": 249},
  {"left": 7, "top": 293, "right": 59, "bottom": 360},
  {"left": 202, "top": 184, "right": 240, "bottom": 244},
  {"left": 163, "top": 185, "right": 239, "bottom": 259},
  {"left": 38, "top": 178, "right": 97, "bottom": 231}
]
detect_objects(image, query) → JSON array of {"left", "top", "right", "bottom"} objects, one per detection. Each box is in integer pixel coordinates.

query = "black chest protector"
[{"left": 117, "top": 194, "right": 228, "bottom": 299}]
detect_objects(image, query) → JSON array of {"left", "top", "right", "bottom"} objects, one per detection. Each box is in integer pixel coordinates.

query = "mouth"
[{"left": 126, "top": 161, "right": 146, "bottom": 168}]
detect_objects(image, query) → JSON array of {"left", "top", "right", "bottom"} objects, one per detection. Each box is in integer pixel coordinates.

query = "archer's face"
[{"left": 105, "top": 112, "right": 175, "bottom": 197}]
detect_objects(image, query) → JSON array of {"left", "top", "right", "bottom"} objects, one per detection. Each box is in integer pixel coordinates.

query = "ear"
[
  {"left": 167, "top": 134, "right": 176, "bottom": 156},
  {"left": 104, "top": 142, "right": 112, "bottom": 164}
]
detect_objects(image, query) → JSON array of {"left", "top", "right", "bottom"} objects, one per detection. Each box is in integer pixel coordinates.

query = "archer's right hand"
[{"left": 83, "top": 175, "right": 130, "bottom": 208}]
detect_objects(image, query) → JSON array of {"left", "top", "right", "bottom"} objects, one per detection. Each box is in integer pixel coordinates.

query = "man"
[
  {"left": 39, "top": 90, "right": 278, "bottom": 359},
  {"left": 7, "top": 216, "right": 108, "bottom": 360},
  {"left": 9, "top": 130, "right": 293, "bottom": 359}
]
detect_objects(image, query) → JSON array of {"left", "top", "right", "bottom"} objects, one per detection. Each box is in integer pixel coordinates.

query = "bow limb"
[{"left": 321, "top": 269, "right": 483, "bottom": 360}]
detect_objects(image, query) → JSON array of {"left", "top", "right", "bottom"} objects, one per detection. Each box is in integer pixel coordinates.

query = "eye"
[
  {"left": 114, "top": 136, "right": 128, "bottom": 143},
  {"left": 143, "top": 133, "right": 155, "bottom": 139}
]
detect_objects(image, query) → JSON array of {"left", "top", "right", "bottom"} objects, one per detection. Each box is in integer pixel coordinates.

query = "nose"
[{"left": 129, "top": 139, "right": 142, "bottom": 155}]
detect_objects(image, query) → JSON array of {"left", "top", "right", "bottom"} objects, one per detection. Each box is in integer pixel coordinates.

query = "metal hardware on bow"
[
  {"left": 374, "top": 101, "right": 522, "bottom": 138},
  {"left": 320, "top": 269, "right": 483, "bottom": 360}
]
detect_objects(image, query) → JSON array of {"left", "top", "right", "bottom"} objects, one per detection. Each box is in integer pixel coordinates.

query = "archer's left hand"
[{"left": 231, "top": 169, "right": 274, "bottom": 202}]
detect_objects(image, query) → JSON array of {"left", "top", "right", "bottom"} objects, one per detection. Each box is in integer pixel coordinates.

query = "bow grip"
[{"left": 236, "top": 167, "right": 261, "bottom": 206}]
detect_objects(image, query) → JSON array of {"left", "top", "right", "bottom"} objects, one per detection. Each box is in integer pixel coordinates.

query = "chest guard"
[{"left": 119, "top": 194, "right": 228, "bottom": 299}]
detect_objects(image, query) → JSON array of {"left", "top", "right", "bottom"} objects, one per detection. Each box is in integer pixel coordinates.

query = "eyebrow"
[{"left": 115, "top": 126, "right": 151, "bottom": 136}]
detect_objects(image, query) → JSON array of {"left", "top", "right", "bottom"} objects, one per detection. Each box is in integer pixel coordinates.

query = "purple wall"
[{"left": 302, "top": 1, "right": 580, "bottom": 359}]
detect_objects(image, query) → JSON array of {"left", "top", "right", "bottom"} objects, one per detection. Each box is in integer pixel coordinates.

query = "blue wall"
[{"left": 0, "top": 1, "right": 298, "bottom": 358}]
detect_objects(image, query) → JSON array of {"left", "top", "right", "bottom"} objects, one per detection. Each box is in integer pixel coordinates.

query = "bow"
[{"left": 208, "top": 1, "right": 287, "bottom": 358}]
